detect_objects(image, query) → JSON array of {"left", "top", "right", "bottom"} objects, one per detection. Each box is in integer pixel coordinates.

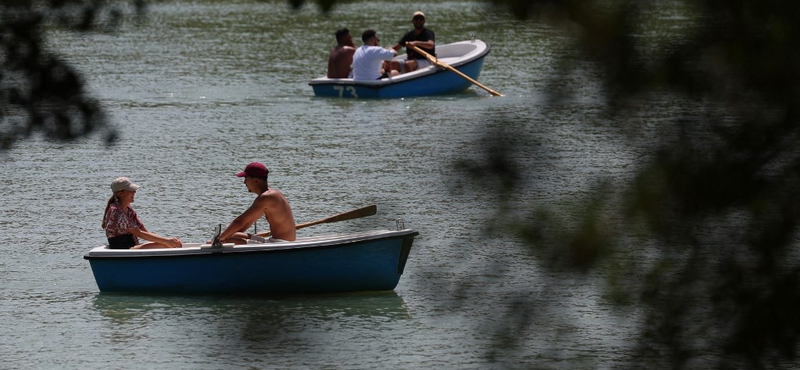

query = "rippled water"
[{"left": 1, "top": 0, "right": 673, "bottom": 368}]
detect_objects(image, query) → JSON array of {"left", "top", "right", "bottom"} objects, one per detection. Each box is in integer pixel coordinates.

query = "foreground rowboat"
[
  {"left": 309, "top": 39, "right": 491, "bottom": 98},
  {"left": 84, "top": 229, "right": 419, "bottom": 294}
]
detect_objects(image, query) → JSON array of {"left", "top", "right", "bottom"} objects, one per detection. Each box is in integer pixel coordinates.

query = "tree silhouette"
[
  {"left": 0, "top": 0, "right": 145, "bottom": 149},
  {"left": 454, "top": 1, "right": 800, "bottom": 368}
]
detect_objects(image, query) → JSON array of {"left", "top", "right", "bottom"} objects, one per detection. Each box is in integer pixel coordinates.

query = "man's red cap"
[{"left": 236, "top": 162, "right": 269, "bottom": 178}]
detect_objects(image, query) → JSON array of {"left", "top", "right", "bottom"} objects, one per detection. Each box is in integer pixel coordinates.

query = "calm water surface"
[{"left": 1, "top": 0, "right": 670, "bottom": 368}]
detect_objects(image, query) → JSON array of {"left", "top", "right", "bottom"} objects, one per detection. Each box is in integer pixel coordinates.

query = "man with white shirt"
[{"left": 352, "top": 29, "right": 399, "bottom": 80}]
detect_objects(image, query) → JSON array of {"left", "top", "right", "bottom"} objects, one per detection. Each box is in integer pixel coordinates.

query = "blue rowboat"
[
  {"left": 309, "top": 39, "right": 490, "bottom": 98},
  {"left": 84, "top": 229, "right": 418, "bottom": 295}
]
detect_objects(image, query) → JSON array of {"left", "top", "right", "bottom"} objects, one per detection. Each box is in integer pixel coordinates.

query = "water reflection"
[
  {"left": 91, "top": 291, "right": 410, "bottom": 324},
  {"left": 91, "top": 290, "right": 410, "bottom": 361}
]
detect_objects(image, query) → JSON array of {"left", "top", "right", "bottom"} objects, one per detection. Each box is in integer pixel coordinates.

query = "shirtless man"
[
  {"left": 218, "top": 162, "right": 296, "bottom": 243},
  {"left": 327, "top": 28, "right": 356, "bottom": 78}
]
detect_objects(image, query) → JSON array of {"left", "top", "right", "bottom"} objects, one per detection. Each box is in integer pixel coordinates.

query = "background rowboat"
[{"left": 309, "top": 39, "right": 491, "bottom": 98}]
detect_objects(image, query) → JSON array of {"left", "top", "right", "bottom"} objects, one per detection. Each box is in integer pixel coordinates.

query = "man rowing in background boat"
[
  {"left": 387, "top": 11, "right": 436, "bottom": 74},
  {"left": 217, "top": 162, "right": 297, "bottom": 243}
]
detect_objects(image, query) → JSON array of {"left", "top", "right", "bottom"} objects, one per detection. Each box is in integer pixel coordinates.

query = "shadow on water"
[
  {"left": 91, "top": 290, "right": 410, "bottom": 324},
  {"left": 90, "top": 290, "right": 412, "bottom": 360}
]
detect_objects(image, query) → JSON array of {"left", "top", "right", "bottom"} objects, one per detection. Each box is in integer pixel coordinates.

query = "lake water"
[{"left": 1, "top": 0, "right": 666, "bottom": 368}]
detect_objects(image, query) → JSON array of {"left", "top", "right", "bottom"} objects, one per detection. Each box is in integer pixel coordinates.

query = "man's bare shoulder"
[
  {"left": 255, "top": 188, "right": 286, "bottom": 202},
  {"left": 333, "top": 45, "right": 355, "bottom": 52}
]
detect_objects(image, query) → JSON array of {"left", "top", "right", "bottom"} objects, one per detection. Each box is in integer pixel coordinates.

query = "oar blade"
[{"left": 325, "top": 204, "right": 377, "bottom": 223}]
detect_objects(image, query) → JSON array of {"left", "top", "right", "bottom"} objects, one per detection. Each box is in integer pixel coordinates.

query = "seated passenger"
[
  {"left": 102, "top": 177, "right": 182, "bottom": 249},
  {"left": 352, "top": 29, "right": 399, "bottom": 81},
  {"left": 327, "top": 28, "right": 356, "bottom": 78}
]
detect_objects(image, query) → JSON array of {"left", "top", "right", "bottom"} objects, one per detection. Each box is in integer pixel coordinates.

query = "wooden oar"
[
  {"left": 256, "top": 204, "right": 377, "bottom": 237},
  {"left": 408, "top": 44, "right": 502, "bottom": 97}
]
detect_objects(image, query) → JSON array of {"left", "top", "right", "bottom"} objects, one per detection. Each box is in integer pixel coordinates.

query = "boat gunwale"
[{"left": 84, "top": 229, "right": 419, "bottom": 260}]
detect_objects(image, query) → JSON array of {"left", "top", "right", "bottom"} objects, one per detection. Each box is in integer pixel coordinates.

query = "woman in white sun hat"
[{"left": 101, "top": 177, "right": 182, "bottom": 249}]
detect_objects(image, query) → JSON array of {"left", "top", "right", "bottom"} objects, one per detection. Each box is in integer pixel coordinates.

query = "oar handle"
[
  {"left": 256, "top": 205, "right": 378, "bottom": 237},
  {"left": 408, "top": 45, "right": 502, "bottom": 97}
]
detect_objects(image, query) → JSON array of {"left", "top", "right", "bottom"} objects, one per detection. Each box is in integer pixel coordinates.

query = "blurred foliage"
[
  {"left": 454, "top": 0, "right": 800, "bottom": 369},
  {"left": 0, "top": 0, "right": 146, "bottom": 149}
]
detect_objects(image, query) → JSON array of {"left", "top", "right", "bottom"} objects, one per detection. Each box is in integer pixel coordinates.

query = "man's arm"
[
  {"left": 407, "top": 40, "right": 434, "bottom": 50},
  {"left": 382, "top": 48, "right": 397, "bottom": 60},
  {"left": 218, "top": 197, "right": 267, "bottom": 242}
]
